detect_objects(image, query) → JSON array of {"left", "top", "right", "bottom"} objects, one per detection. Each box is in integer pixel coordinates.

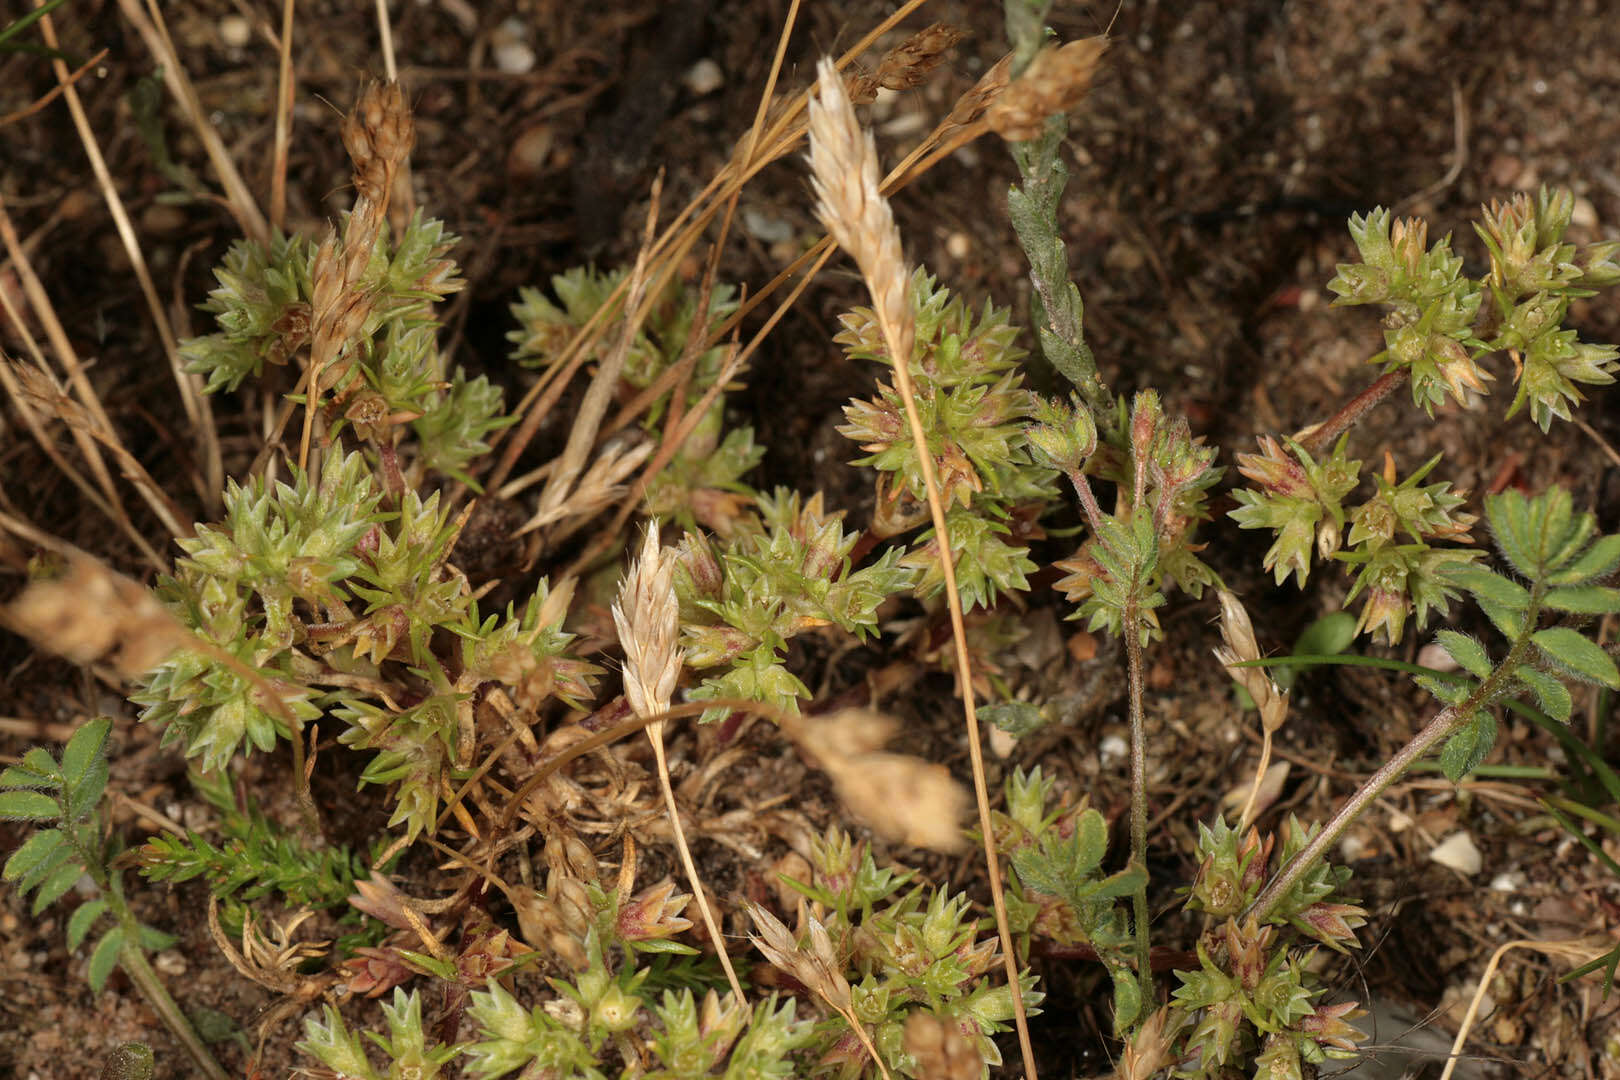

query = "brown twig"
[{"left": 1298, "top": 367, "right": 1410, "bottom": 456}]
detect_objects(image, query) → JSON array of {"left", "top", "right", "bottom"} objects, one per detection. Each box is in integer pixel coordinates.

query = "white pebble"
[
  {"left": 219, "top": 14, "right": 251, "bottom": 49},
  {"left": 1098, "top": 732, "right": 1128, "bottom": 766},
  {"left": 683, "top": 58, "right": 723, "bottom": 97},
  {"left": 1429, "top": 831, "right": 1483, "bottom": 876}
]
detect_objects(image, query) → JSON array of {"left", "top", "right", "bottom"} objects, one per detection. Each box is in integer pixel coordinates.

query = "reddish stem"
[{"left": 1299, "top": 368, "right": 1409, "bottom": 456}]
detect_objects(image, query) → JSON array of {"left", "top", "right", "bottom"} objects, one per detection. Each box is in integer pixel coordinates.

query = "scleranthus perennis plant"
[
  {"left": 838, "top": 268, "right": 1058, "bottom": 610},
  {"left": 673, "top": 489, "right": 914, "bottom": 720}
]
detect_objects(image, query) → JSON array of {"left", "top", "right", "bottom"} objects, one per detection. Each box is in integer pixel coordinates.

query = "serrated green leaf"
[
  {"left": 1515, "top": 666, "right": 1573, "bottom": 723},
  {"left": 1440, "top": 711, "right": 1497, "bottom": 782},
  {"left": 1476, "top": 597, "right": 1528, "bottom": 640},
  {"left": 1543, "top": 586, "right": 1620, "bottom": 615},
  {"left": 0, "top": 789, "right": 61, "bottom": 820},
  {"left": 67, "top": 898, "right": 108, "bottom": 951},
  {"left": 1436, "top": 630, "right": 1492, "bottom": 679},
  {"left": 32, "top": 860, "right": 85, "bottom": 914},
  {"left": 87, "top": 927, "right": 126, "bottom": 993},
  {"left": 65, "top": 755, "right": 108, "bottom": 823},
  {"left": 0, "top": 748, "right": 64, "bottom": 790},
  {"left": 1532, "top": 627, "right": 1620, "bottom": 687},
  {"left": 1445, "top": 566, "right": 1529, "bottom": 610},
  {"left": 1548, "top": 533, "right": 1620, "bottom": 585},
  {"left": 1415, "top": 672, "right": 1473, "bottom": 705},
  {"left": 1293, "top": 611, "right": 1358, "bottom": 658},
  {"left": 60, "top": 717, "right": 112, "bottom": 790},
  {"left": 3, "top": 827, "right": 63, "bottom": 882},
  {"left": 16, "top": 839, "right": 77, "bottom": 895},
  {"left": 135, "top": 924, "right": 176, "bottom": 952}
]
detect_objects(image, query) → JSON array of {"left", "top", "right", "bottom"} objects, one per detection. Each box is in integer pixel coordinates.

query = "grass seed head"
[
  {"left": 612, "top": 523, "right": 681, "bottom": 719},
  {"left": 986, "top": 36, "right": 1107, "bottom": 142}
]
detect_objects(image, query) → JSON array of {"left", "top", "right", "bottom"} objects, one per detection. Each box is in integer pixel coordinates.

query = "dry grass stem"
[
  {"left": 534, "top": 176, "right": 662, "bottom": 529},
  {"left": 482, "top": 0, "right": 932, "bottom": 494},
  {"left": 270, "top": 0, "right": 297, "bottom": 230},
  {"left": 612, "top": 524, "right": 744, "bottom": 1002},
  {"left": 0, "top": 196, "right": 132, "bottom": 517},
  {"left": 117, "top": 0, "right": 270, "bottom": 245},
  {"left": 807, "top": 56, "right": 1038, "bottom": 1080},
  {"left": 38, "top": 2, "right": 221, "bottom": 507},
  {"left": 11, "top": 362, "right": 190, "bottom": 540},
  {"left": 516, "top": 438, "right": 652, "bottom": 539}
]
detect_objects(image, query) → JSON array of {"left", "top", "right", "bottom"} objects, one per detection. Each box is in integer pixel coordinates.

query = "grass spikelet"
[{"left": 611, "top": 523, "right": 744, "bottom": 1003}]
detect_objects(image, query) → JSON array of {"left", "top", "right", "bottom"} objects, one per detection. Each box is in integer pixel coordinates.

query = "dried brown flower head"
[{"left": 986, "top": 36, "right": 1108, "bottom": 142}]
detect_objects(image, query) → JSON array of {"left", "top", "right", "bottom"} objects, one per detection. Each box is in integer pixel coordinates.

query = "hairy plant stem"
[
  {"left": 1299, "top": 367, "right": 1409, "bottom": 456},
  {"left": 1244, "top": 593, "right": 1537, "bottom": 923},
  {"left": 1067, "top": 462, "right": 1153, "bottom": 1022},
  {"left": 1122, "top": 599, "right": 1153, "bottom": 1014},
  {"left": 67, "top": 834, "right": 230, "bottom": 1080}
]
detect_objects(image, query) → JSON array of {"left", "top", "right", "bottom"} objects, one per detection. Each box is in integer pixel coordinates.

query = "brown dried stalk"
[
  {"left": 806, "top": 57, "right": 1037, "bottom": 1080},
  {"left": 611, "top": 525, "right": 744, "bottom": 1002},
  {"left": 299, "top": 81, "right": 414, "bottom": 473},
  {"left": 37, "top": 2, "right": 222, "bottom": 508}
]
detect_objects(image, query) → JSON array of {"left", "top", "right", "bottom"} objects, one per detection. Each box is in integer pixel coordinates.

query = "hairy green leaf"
[
  {"left": 68, "top": 898, "right": 108, "bottom": 951},
  {"left": 87, "top": 927, "right": 126, "bottom": 993},
  {"left": 1532, "top": 627, "right": 1620, "bottom": 687},
  {"left": 0, "top": 789, "right": 61, "bottom": 821},
  {"left": 1515, "top": 666, "right": 1573, "bottom": 723},
  {"left": 1440, "top": 711, "right": 1497, "bottom": 782},
  {"left": 1436, "top": 630, "right": 1492, "bottom": 679},
  {"left": 1543, "top": 585, "right": 1620, "bottom": 615},
  {"left": 3, "top": 827, "right": 64, "bottom": 883}
]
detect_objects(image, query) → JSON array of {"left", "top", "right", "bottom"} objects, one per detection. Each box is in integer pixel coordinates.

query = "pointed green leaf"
[
  {"left": 65, "top": 755, "right": 108, "bottom": 823},
  {"left": 1436, "top": 631, "right": 1492, "bottom": 679},
  {"left": 60, "top": 717, "right": 112, "bottom": 790},
  {"left": 32, "top": 860, "right": 85, "bottom": 914},
  {"left": 1476, "top": 597, "right": 1528, "bottom": 641},
  {"left": 1089, "top": 861, "right": 1150, "bottom": 901},
  {"left": 1548, "top": 533, "right": 1620, "bottom": 585},
  {"left": 135, "top": 924, "right": 176, "bottom": 952},
  {"left": 1543, "top": 586, "right": 1620, "bottom": 615},
  {"left": 1445, "top": 566, "right": 1528, "bottom": 610},
  {"left": 1532, "top": 627, "right": 1620, "bottom": 687},
  {"left": 1293, "top": 611, "right": 1358, "bottom": 659},
  {"left": 3, "top": 827, "right": 63, "bottom": 882},
  {"left": 15, "top": 839, "right": 76, "bottom": 895},
  {"left": 0, "top": 765, "right": 59, "bottom": 790},
  {"left": 1440, "top": 711, "right": 1497, "bottom": 782},
  {"left": 1110, "top": 961, "right": 1143, "bottom": 1033},
  {"left": 0, "top": 789, "right": 61, "bottom": 821},
  {"left": 1516, "top": 666, "right": 1572, "bottom": 723},
  {"left": 67, "top": 898, "right": 108, "bottom": 951},
  {"left": 87, "top": 927, "right": 126, "bottom": 993},
  {"left": 1075, "top": 808, "right": 1108, "bottom": 874}
]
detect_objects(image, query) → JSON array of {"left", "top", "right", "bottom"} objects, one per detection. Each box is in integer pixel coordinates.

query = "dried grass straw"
[{"left": 806, "top": 57, "right": 1038, "bottom": 1080}]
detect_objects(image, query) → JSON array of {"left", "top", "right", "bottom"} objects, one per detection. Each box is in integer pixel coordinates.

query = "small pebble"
[
  {"left": 153, "top": 951, "right": 187, "bottom": 976},
  {"left": 945, "top": 231, "right": 971, "bottom": 260},
  {"left": 1429, "top": 831, "right": 1482, "bottom": 876},
  {"left": 1098, "top": 732, "right": 1128, "bottom": 767},
  {"left": 1571, "top": 196, "right": 1598, "bottom": 230},
  {"left": 218, "top": 14, "right": 251, "bottom": 49},
  {"left": 491, "top": 18, "right": 535, "bottom": 75},
  {"left": 683, "top": 58, "right": 723, "bottom": 97}
]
